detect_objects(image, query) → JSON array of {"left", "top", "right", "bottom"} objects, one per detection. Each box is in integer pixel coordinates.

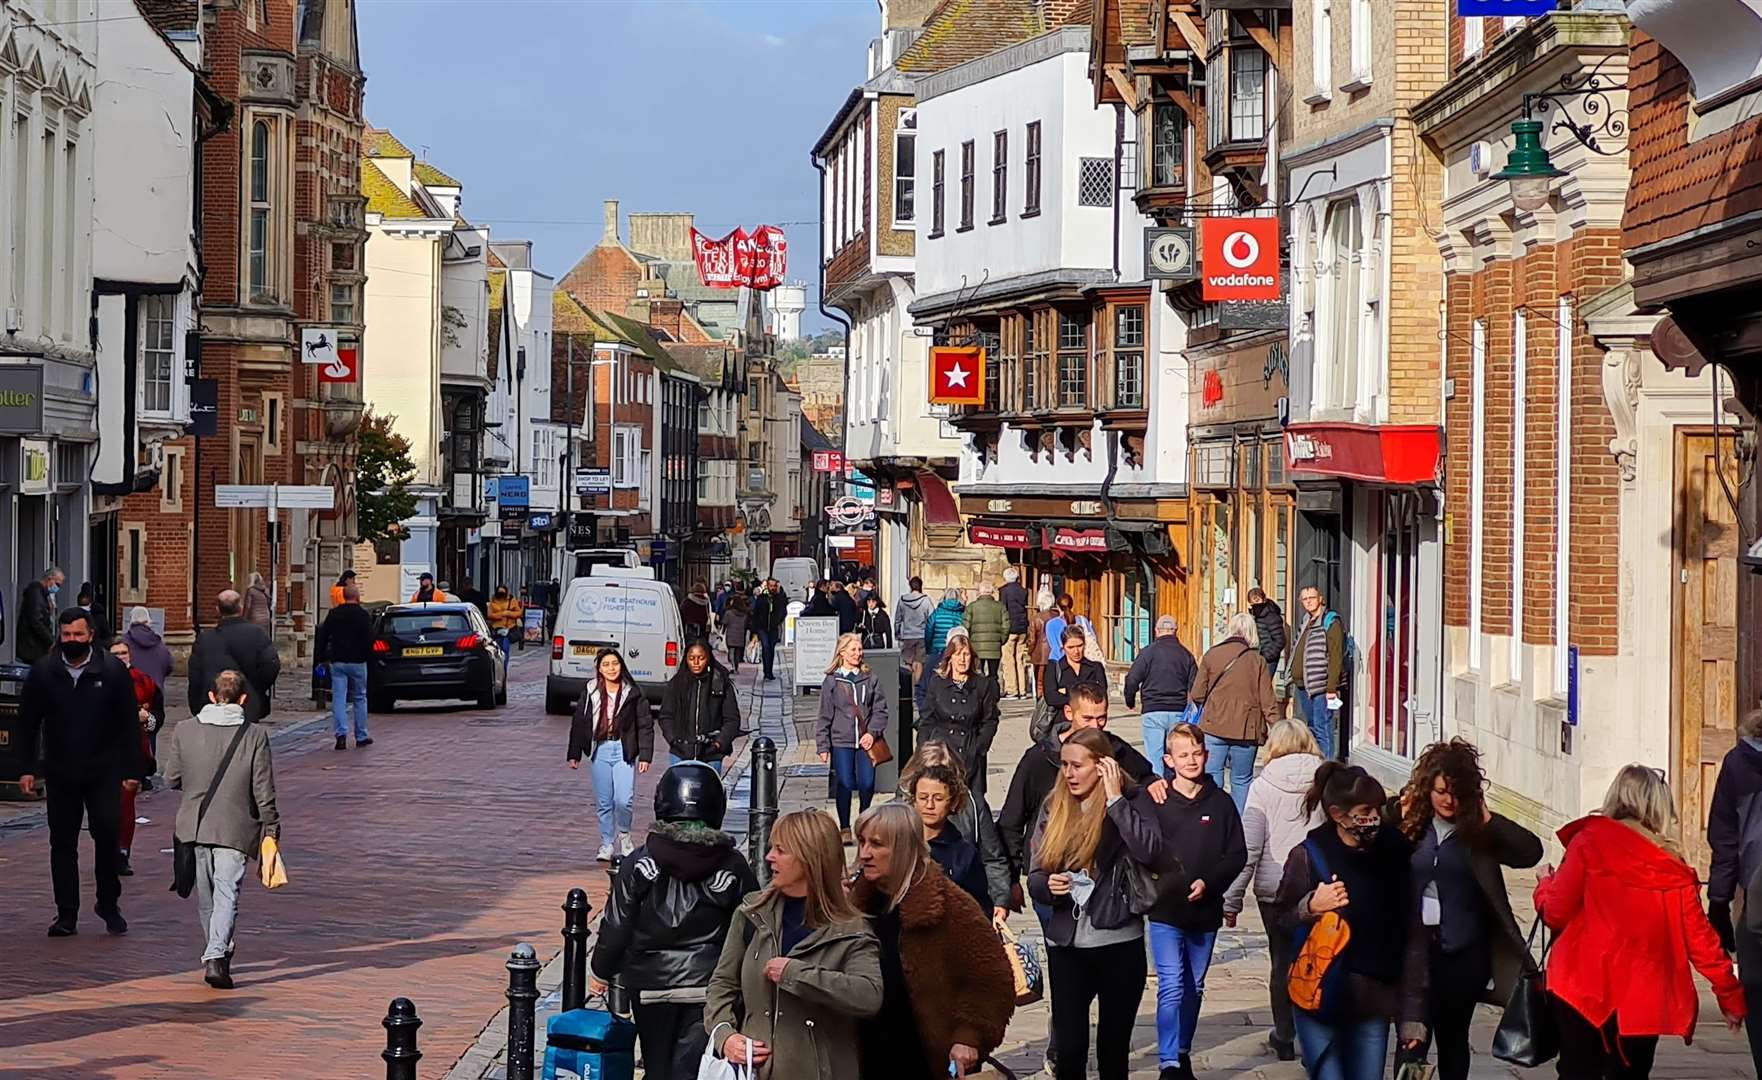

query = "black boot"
[
  {"left": 118, "top": 849, "right": 133, "bottom": 876},
  {"left": 204, "top": 958, "right": 234, "bottom": 990},
  {"left": 1270, "top": 1036, "right": 1297, "bottom": 1062}
]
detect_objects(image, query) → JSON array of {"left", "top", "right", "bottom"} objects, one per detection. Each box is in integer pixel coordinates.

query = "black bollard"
[
  {"left": 382, "top": 997, "right": 422, "bottom": 1080},
  {"left": 560, "top": 887, "right": 591, "bottom": 1013},
  {"left": 749, "top": 736, "right": 778, "bottom": 886},
  {"left": 506, "top": 943, "right": 541, "bottom": 1080}
]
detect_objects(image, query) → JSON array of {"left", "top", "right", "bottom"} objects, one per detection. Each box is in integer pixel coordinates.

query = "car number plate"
[
  {"left": 0, "top": 679, "right": 19, "bottom": 695},
  {"left": 572, "top": 644, "right": 594, "bottom": 656},
  {"left": 403, "top": 646, "right": 444, "bottom": 658}
]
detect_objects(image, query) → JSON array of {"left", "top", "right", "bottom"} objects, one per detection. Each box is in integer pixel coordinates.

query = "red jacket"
[{"left": 1536, "top": 815, "right": 1744, "bottom": 1040}]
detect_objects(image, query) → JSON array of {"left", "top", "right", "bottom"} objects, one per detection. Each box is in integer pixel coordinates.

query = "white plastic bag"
[{"left": 699, "top": 1024, "right": 752, "bottom": 1080}]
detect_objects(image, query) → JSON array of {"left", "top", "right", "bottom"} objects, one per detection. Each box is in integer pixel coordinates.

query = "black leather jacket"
[{"left": 590, "top": 822, "right": 760, "bottom": 993}]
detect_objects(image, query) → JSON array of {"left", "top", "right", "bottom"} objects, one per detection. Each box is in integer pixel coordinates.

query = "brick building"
[{"left": 550, "top": 290, "right": 656, "bottom": 552}]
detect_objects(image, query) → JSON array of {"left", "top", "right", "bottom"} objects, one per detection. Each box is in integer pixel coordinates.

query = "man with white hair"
[
  {"left": 1123, "top": 614, "right": 1198, "bottom": 762},
  {"left": 998, "top": 568, "right": 1030, "bottom": 698}
]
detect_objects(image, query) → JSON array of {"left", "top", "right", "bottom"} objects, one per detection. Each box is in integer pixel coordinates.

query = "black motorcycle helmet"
[{"left": 654, "top": 763, "right": 727, "bottom": 829}]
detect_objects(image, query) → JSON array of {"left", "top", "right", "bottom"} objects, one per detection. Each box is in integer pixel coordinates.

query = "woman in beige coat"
[{"left": 704, "top": 809, "right": 882, "bottom": 1078}]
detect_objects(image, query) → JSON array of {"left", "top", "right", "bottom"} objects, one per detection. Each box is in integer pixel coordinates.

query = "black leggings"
[
  {"left": 632, "top": 1001, "right": 707, "bottom": 1080},
  {"left": 1423, "top": 942, "right": 1492, "bottom": 1080},
  {"left": 1047, "top": 938, "right": 1147, "bottom": 1080},
  {"left": 1552, "top": 995, "right": 1658, "bottom": 1080}
]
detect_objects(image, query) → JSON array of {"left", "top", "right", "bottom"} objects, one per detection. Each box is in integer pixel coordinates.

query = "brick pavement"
[{"left": 0, "top": 649, "right": 661, "bottom": 1080}]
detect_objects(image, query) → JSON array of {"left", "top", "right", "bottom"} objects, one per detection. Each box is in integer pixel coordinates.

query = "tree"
[{"left": 356, "top": 411, "right": 418, "bottom": 543}]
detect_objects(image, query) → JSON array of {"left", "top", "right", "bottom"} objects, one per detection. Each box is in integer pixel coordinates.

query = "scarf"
[{"left": 197, "top": 702, "right": 246, "bottom": 727}]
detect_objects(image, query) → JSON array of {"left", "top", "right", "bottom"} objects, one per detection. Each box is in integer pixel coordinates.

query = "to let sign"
[
  {"left": 1200, "top": 217, "right": 1280, "bottom": 302},
  {"left": 929, "top": 346, "right": 985, "bottom": 407},
  {"left": 0, "top": 364, "right": 43, "bottom": 435}
]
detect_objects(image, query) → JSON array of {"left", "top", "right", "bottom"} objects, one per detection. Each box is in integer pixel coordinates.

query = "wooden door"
[{"left": 1675, "top": 431, "right": 1741, "bottom": 871}]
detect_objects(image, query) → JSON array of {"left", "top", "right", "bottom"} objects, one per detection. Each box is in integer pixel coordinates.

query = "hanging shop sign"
[
  {"left": 690, "top": 225, "right": 788, "bottom": 290},
  {"left": 319, "top": 335, "right": 359, "bottom": 383},
  {"left": 1144, "top": 227, "right": 1196, "bottom": 282},
  {"left": 574, "top": 467, "right": 613, "bottom": 496},
  {"left": 1200, "top": 217, "right": 1280, "bottom": 302},
  {"left": 1048, "top": 527, "right": 1108, "bottom": 553},
  {"left": 1285, "top": 423, "right": 1442, "bottom": 485},
  {"left": 18, "top": 439, "right": 50, "bottom": 495},
  {"left": 812, "top": 450, "right": 846, "bottom": 473},
  {"left": 929, "top": 345, "right": 985, "bottom": 406},
  {"left": 0, "top": 364, "right": 43, "bottom": 435},
  {"left": 968, "top": 522, "right": 1030, "bottom": 549}
]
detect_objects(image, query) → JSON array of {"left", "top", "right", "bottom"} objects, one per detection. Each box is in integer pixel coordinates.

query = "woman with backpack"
[
  {"left": 1189, "top": 611, "right": 1279, "bottom": 814},
  {"left": 1537, "top": 764, "right": 1745, "bottom": 1077},
  {"left": 1028, "top": 727, "right": 1167, "bottom": 1080},
  {"left": 815, "top": 633, "right": 890, "bottom": 839},
  {"left": 1272, "top": 762, "right": 1427, "bottom": 1080},
  {"left": 1395, "top": 739, "right": 1542, "bottom": 1080}
]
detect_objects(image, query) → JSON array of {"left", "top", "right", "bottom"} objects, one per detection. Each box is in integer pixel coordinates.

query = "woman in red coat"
[
  {"left": 1536, "top": 764, "right": 1745, "bottom": 1077},
  {"left": 108, "top": 641, "right": 163, "bottom": 877}
]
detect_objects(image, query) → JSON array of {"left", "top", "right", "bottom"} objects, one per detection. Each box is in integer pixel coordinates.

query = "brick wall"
[
  {"left": 1387, "top": 122, "right": 1445, "bottom": 423},
  {"left": 560, "top": 245, "right": 645, "bottom": 315}
]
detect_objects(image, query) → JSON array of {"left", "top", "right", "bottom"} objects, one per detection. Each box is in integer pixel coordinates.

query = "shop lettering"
[
  {"left": 1070, "top": 500, "right": 1102, "bottom": 515},
  {"left": 987, "top": 499, "right": 1013, "bottom": 513},
  {"left": 0, "top": 391, "right": 34, "bottom": 408},
  {"left": 1205, "top": 272, "right": 1276, "bottom": 288},
  {"left": 1287, "top": 434, "right": 1333, "bottom": 462}
]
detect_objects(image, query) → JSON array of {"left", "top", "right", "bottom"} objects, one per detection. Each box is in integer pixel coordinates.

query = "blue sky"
[{"left": 358, "top": 0, "right": 875, "bottom": 332}]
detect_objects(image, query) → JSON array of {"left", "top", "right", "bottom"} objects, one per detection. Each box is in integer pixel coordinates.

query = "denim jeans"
[
  {"left": 495, "top": 630, "right": 513, "bottom": 676},
  {"left": 1204, "top": 733, "right": 1256, "bottom": 814},
  {"left": 195, "top": 844, "right": 248, "bottom": 962},
  {"left": 1293, "top": 1011, "right": 1390, "bottom": 1080},
  {"left": 759, "top": 629, "right": 778, "bottom": 679},
  {"left": 330, "top": 662, "right": 369, "bottom": 740},
  {"left": 829, "top": 745, "right": 875, "bottom": 828},
  {"left": 1149, "top": 922, "right": 1217, "bottom": 1065},
  {"left": 1142, "top": 710, "right": 1182, "bottom": 765},
  {"left": 590, "top": 740, "right": 635, "bottom": 844},
  {"left": 1296, "top": 689, "right": 1337, "bottom": 759}
]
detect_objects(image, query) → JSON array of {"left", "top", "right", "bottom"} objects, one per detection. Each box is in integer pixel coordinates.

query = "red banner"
[
  {"left": 969, "top": 523, "right": 1030, "bottom": 549},
  {"left": 1049, "top": 527, "right": 1108, "bottom": 553},
  {"left": 691, "top": 225, "right": 789, "bottom": 291}
]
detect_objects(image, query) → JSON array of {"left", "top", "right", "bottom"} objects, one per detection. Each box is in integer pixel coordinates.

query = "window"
[
  {"left": 41, "top": 127, "right": 55, "bottom": 332},
  {"left": 977, "top": 325, "right": 1001, "bottom": 409},
  {"left": 613, "top": 428, "right": 639, "bottom": 486},
  {"left": 330, "top": 283, "right": 355, "bottom": 324},
  {"left": 1468, "top": 319, "right": 1486, "bottom": 671},
  {"left": 121, "top": 523, "right": 147, "bottom": 603},
  {"left": 1024, "top": 311, "right": 1045, "bottom": 410},
  {"left": 1462, "top": 15, "right": 1483, "bottom": 59},
  {"left": 1025, "top": 121, "right": 1043, "bottom": 215},
  {"left": 1057, "top": 312, "right": 1089, "bottom": 408},
  {"left": 1113, "top": 305, "right": 1145, "bottom": 408},
  {"left": 1320, "top": 198, "right": 1364, "bottom": 411},
  {"left": 959, "top": 141, "right": 975, "bottom": 230},
  {"left": 991, "top": 130, "right": 1008, "bottom": 224},
  {"left": 141, "top": 294, "right": 176, "bottom": 415},
  {"left": 1311, "top": 0, "right": 1333, "bottom": 98},
  {"left": 161, "top": 446, "right": 185, "bottom": 513},
  {"left": 1349, "top": 0, "right": 1372, "bottom": 85},
  {"left": 931, "top": 150, "right": 946, "bottom": 237},
  {"left": 1230, "top": 44, "right": 1268, "bottom": 142},
  {"left": 249, "top": 120, "right": 270, "bottom": 299},
  {"left": 1077, "top": 158, "right": 1113, "bottom": 207},
  {"left": 62, "top": 139, "right": 76, "bottom": 338},
  {"left": 1149, "top": 103, "right": 1185, "bottom": 188},
  {"left": 894, "top": 108, "right": 916, "bottom": 226},
  {"left": 331, "top": 242, "right": 355, "bottom": 271},
  {"left": 264, "top": 392, "right": 283, "bottom": 455},
  {"left": 11, "top": 112, "right": 27, "bottom": 302}
]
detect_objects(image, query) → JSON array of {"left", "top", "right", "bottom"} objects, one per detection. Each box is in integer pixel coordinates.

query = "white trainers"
[
  {"left": 619, "top": 835, "right": 635, "bottom": 858},
  {"left": 595, "top": 842, "right": 613, "bottom": 862}
]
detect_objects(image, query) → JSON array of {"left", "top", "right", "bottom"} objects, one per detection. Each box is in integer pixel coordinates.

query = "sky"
[{"left": 357, "top": 0, "right": 876, "bottom": 334}]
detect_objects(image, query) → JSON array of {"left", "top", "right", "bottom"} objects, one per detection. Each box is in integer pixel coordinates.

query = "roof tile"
[
  {"left": 360, "top": 159, "right": 426, "bottom": 220},
  {"left": 364, "top": 127, "right": 413, "bottom": 159},
  {"left": 895, "top": 0, "right": 1047, "bottom": 74},
  {"left": 414, "top": 161, "right": 461, "bottom": 188}
]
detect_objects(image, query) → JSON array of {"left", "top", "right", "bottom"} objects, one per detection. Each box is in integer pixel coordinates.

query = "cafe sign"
[{"left": 0, "top": 365, "right": 44, "bottom": 436}]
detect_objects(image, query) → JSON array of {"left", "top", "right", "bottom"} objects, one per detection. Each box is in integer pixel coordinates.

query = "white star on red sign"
[{"left": 945, "top": 363, "right": 970, "bottom": 388}]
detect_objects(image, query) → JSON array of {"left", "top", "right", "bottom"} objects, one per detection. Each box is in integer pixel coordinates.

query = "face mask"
[
  {"left": 47, "top": 585, "right": 60, "bottom": 598},
  {"left": 60, "top": 640, "right": 91, "bottom": 663},
  {"left": 1347, "top": 820, "right": 1380, "bottom": 843}
]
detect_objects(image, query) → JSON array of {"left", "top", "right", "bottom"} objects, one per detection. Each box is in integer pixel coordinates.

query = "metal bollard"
[
  {"left": 749, "top": 736, "right": 778, "bottom": 887},
  {"left": 382, "top": 997, "right": 422, "bottom": 1080},
  {"left": 560, "top": 887, "right": 592, "bottom": 1013},
  {"left": 505, "top": 943, "right": 541, "bottom": 1080}
]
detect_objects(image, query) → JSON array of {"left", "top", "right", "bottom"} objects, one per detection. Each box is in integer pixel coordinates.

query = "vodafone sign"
[{"left": 1200, "top": 217, "right": 1280, "bottom": 302}]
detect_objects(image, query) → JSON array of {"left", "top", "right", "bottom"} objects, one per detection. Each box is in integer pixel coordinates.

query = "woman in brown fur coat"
[{"left": 850, "top": 801, "right": 1016, "bottom": 1078}]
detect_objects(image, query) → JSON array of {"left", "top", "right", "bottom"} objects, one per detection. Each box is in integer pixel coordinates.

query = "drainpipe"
[{"left": 1112, "top": 103, "right": 1125, "bottom": 280}]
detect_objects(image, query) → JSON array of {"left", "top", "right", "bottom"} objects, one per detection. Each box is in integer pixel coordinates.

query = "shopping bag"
[
  {"left": 259, "top": 835, "right": 289, "bottom": 889},
  {"left": 997, "top": 923, "right": 1043, "bottom": 1005},
  {"left": 698, "top": 1024, "right": 751, "bottom": 1080},
  {"left": 1491, "top": 916, "right": 1557, "bottom": 1066}
]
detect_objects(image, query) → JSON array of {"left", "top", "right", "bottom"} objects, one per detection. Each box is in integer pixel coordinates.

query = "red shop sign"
[
  {"left": 1049, "top": 527, "right": 1108, "bottom": 553},
  {"left": 969, "top": 523, "right": 1030, "bottom": 549},
  {"left": 1284, "top": 423, "right": 1441, "bottom": 485}
]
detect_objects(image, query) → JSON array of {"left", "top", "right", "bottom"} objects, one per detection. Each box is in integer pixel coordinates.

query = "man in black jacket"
[
  {"left": 19, "top": 608, "right": 143, "bottom": 936},
  {"left": 1124, "top": 615, "right": 1199, "bottom": 762},
  {"left": 659, "top": 643, "right": 742, "bottom": 767},
  {"left": 828, "top": 580, "right": 859, "bottom": 634},
  {"left": 591, "top": 764, "right": 759, "bottom": 1080},
  {"left": 17, "top": 565, "right": 63, "bottom": 663},
  {"left": 187, "top": 590, "right": 281, "bottom": 722},
  {"left": 315, "top": 583, "right": 375, "bottom": 750},
  {"left": 1707, "top": 707, "right": 1762, "bottom": 1077},
  {"left": 748, "top": 578, "right": 787, "bottom": 681}
]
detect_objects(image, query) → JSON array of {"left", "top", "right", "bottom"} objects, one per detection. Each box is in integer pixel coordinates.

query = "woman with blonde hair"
[
  {"left": 1223, "top": 718, "right": 1326, "bottom": 1061},
  {"left": 920, "top": 633, "right": 1002, "bottom": 801},
  {"left": 898, "top": 738, "right": 1012, "bottom": 920},
  {"left": 851, "top": 801, "right": 1016, "bottom": 1079},
  {"left": 1028, "top": 727, "right": 1167, "bottom": 1080},
  {"left": 815, "top": 632, "right": 889, "bottom": 838},
  {"left": 1190, "top": 610, "right": 1278, "bottom": 813},
  {"left": 1537, "top": 765, "right": 1745, "bottom": 1077},
  {"left": 704, "top": 809, "right": 881, "bottom": 1076}
]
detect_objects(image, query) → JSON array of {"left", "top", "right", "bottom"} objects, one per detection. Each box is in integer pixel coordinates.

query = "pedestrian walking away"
[
  {"left": 243, "top": 572, "right": 273, "bottom": 632},
  {"left": 1223, "top": 719, "right": 1326, "bottom": 1062},
  {"left": 1028, "top": 589, "right": 1056, "bottom": 733},
  {"left": 895, "top": 576, "right": 933, "bottom": 685},
  {"left": 899, "top": 739, "right": 1013, "bottom": 923},
  {"left": 749, "top": 578, "right": 788, "bottom": 681},
  {"left": 999, "top": 568, "right": 1032, "bottom": 699},
  {"left": 828, "top": 579, "right": 859, "bottom": 635},
  {"left": 329, "top": 568, "right": 356, "bottom": 609},
  {"left": 1140, "top": 722, "right": 1247, "bottom": 1080},
  {"left": 682, "top": 581, "right": 712, "bottom": 645},
  {"left": 1248, "top": 587, "right": 1290, "bottom": 704},
  {"left": 315, "top": 583, "right": 375, "bottom": 750},
  {"left": 1190, "top": 612, "right": 1279, "bottom": 813},
  {"left": 919, "top": 634, "right": 1001, "bottom": 803},
  {"left": 16, "top": 565, "right": 64, "bottom": 664},
  {"left": 589, "top": 764, "right": 759, "bottom": 1080},
  {"left": 804, "top": 580, "right": 836, "bottom": 619},
  {"left": 1124, "top": 614, "right": 1198, "bottom": 764},
  {"left": 850, "top": 801, "right": 1016, "bottom": 1079},
  {"left": 858, "top": 591, "right": 893, "bottom": 650},
  {"left": 1706, "top": 707, "right": 1762, "bottom": 1075},
  {"left": 107, "top": 640, "right": 164, "bottom": 877},
  {"left": 1290, "top": 586, "right": 1346, "bottom": 759},
  {"left": 566, "top": 648, "right": 654, "bottom": 861},
  {"left": 455, "top": 578, "right": 488, "bottom": 620},
  {"left": 187, "top": 590, "right": 282, "bottom": 722},
  {"left": 161, "top": 670, "right": 281, "bottom": 990},
  {"left": 1537, "top": 764, "right": 1745, "bottom": 1079},
  {"left": 721, "top": 590, "right": 750, "bottom": 674},
  {"left": 815, "top": 633, "right": 890, "bottom": 836},
  {"left": 963, "top": 582, "right": 1009, "bottom": 683},
  {"left": 702, "top": 809, "right": 883, "bottom": 1079},
  {"left": 1272, "top": 763, "right": 1428, "bottom": 1080},
  {"left": 17, "top": 608, "right": 143, "bottom": 937},
  {"left": 658, "top": 642, "right": 741, "bottom": 768},
  {"left": 1028, "top": 727, "right": 1168, "bottom": 1080},
  {"left": 123, "top": 605, "right": 174, "bottom": 692}
]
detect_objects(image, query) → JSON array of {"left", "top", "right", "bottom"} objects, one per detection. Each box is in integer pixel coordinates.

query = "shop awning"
[
  {"left": 914, "top": 470, "right": 962, "bottom": 525},
  {"left": 1049, "top": 527, "right": 1108, "bottom": 553},
  {"left": 969, "top": 522, "right": 1031, "bottom": 548},
  {"left": 1284, "top": 423, "right": 1441, "bottom": 486}
]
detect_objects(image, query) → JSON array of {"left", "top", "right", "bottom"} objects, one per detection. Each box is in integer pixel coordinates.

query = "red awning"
[
  {"left": 914, "top": 470, "right": 961, "bottom": 526},
  {"left": 1049, "top": 527, "right": 1108, "bottom": 553},
  {"left": 969, "top": 523, "right": 1030, "bottom": 548},
  {"left": 1284, "top": 423, "right": 1441, "bottom": 485}
]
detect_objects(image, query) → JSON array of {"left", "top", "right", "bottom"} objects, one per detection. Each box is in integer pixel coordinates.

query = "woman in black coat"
[
  {"left": 657, "top": 643, "right": 742, "bottom": 768},
  {"left": 919, "top": 635, "right": 1001, "bottom": 802},
  {"left": 859, "top": 593, "right": 894, "bottom": 649}
]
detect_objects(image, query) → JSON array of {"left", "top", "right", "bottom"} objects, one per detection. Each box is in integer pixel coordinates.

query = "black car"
[{"left": 368, "top": 602, "right": 507, "bottom": 712}]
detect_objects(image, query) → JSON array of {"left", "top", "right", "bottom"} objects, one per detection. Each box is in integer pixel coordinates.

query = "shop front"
[{"left": 1285, "top": 422, "right": 1444, "bottom": 784}]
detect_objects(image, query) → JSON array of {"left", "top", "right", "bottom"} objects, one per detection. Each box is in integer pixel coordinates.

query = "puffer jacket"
[
  {"left": 894, "top": 591, "right": 933, "bottom": 643},
  {"left": 918, "top": 672, "right": 1000, "bottom": 774},
  {"left": 925, "top": 599, "right": 967, "bottom": 654},
  {"left": 659, "top": 663, "right": 742, "bottom": 761},
  {"left": 1250, "top": 598, "right": 1288, "bottom": 668},
  {"left": 962, "top": 596, "right": 1009, "bottom": 660},
  {"left": 591, "top": 820, "right": 760, "bottom": 995},
  {"left": 815, "top": 668, "right": 890, "bottom": 753},
  {"left": 1224, "top": 752, "right": 1326, "bottom": 913},
  {"left": 704, "top": 889, "right": 884, "bottom": 1080}
]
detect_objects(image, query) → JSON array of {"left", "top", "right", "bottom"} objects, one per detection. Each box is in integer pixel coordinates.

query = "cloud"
[{"left": 762, "top": 33, "right": 786, "bottom": 46}]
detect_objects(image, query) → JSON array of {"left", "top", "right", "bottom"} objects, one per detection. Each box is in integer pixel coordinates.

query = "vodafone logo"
[
  {"left": 1222, "top": 230, "right": 1260, "bottom": 269},
  {"left": 1200, "top": 217, "right": 1281, "bottom": 302}
]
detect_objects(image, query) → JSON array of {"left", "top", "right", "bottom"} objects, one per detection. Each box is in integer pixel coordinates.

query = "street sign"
[{"left": 214, "top": 484, "right": 336, "bottom": 509}]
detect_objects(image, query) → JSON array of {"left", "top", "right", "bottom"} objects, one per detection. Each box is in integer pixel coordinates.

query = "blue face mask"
[{"left": 47, "top": 585, "right": 60, "bottom": 598}]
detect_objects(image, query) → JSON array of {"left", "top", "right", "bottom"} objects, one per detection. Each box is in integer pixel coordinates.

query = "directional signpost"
[{"left": 214, "top": 485, "right": 337, "bottom": 637}]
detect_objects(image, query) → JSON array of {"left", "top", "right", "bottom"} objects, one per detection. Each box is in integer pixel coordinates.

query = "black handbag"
[
  {"left": 170, "top": 721, "right": 251, "bottom": 899},
  {"left": 1491, "top": 914, "right": 1558, "bottom": 1067},
  {"left": 1088, "top": 852, "right": 1161, "bottom": 930}
]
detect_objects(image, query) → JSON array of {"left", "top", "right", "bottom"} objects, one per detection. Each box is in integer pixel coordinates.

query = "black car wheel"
[
  {"left": 369, "top": 693, "right": 394, "bottom": 714},
  {"left": 545, "top": 692, "right": 569, "bottom": 716}
]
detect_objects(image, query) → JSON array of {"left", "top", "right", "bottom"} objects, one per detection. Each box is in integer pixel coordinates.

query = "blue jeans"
[
  {"left": 591, "top": 740, "right": 636, "bottom": 844},
  {"left": 495, "top": 630, "right": 513, "bottom": 676},
  {"left": 1204, "top": 734, "right": 1255, "bottom": 814},
  {"left": 829, "top": 745, "right": 876, "bottom": 828},
  {"left": 1142, "top": 710, "right": 1182, "bottom": 765},
  {"left": 1293, "top": 1011, "right": 1389, "bottom": 1080},
  {"left": 1296, "top": 689, "right": 1337, "bottom": 759},
  {"left": 1149, "top": 922, "right": 1217, "bottom": 1065},
  {"left": 330, "top": 662, "right": 368, "bottom": 740}
]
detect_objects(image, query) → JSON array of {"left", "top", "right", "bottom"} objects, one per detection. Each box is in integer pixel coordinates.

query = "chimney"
[
  {"left": 648, "top": 298, "right": 685, "bottom": 341},
  {"left": 602, "top": 199, "right": 621, "bottom": 245}
]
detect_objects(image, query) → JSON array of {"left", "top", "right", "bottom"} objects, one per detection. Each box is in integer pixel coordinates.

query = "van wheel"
[
  {"left": 545, "top": 692, "right": 569, "bottom": 715},
  {"left": 495, "top": 684, "right": 508, "bottom": 707}
]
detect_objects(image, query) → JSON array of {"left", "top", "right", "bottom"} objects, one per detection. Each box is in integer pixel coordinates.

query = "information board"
[
  {"left": 522, "top": 605, "right": 546, "bottom": 644},
  {"left": 793, "top": 616, "right": 842, "bottom": 690}
]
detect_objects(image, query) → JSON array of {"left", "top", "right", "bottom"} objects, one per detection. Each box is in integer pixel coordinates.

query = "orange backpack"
[{"left": 1286, "top": 840, "right": 1352, "bottom": 1018}]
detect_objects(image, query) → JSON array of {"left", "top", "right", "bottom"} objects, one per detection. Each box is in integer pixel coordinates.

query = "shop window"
[
  {"left": 1057, "top": 312, "right": 1089, "bottom": 407},
  {"left": 1274, "top": 504, "right": 1292, "bottom": 613}
]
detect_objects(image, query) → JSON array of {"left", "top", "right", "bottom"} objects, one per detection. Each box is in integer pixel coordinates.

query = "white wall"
[
  {"left": 440, "top": 225, "right": 490, "bottom": 382},
  {"left": 92, "top": 10, "right": 195, "bottom": 286},
  {"left": 363, "top": 228, "right": 443, "bottom": 485}
]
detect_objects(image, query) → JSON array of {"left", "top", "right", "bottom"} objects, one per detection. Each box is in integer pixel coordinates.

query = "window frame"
[
  {"left": 1310, "top": 0, "right": 1334, "bottom": 102},
  {"left": 894, "top": 108, "right": 916, "bottom": 228},
  {"left": 990, "top": 129, "right": 1008, "bottom": 225},
  {"left": 1110, "top": 304, "right": 1146, "bottom": 409},
  {"left": 1056, "top": 311, "right": 1090, "bottom": 409},
  {"left": 140, "top": 293, "right": 178, "bottom": 417},
  {"left": 330, "top": 282, "right": 355, "bottom": 325},
  {"left": 1148, "top": 102, "right": 1185, "bottom": 189},
  {"left": 247, "top": 118, "right": 274, "bottom": 302},
  {"left": 958, "top": 140, "right": 975, "bottom": 231},
  {"left": 931, "top": 149, "right": 946, "bottom": 238},
  {"left": 1024, "top": 121, "right": 1043, "bottom": 216},
  {"left": 1347, "top": 0, "right": 1373, "bottom": 87}
]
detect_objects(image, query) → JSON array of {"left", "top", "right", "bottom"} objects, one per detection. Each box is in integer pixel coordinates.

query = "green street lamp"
[
  {"left": 1492, "top": 119, "right": 1566, "bottom": 213},
  {"left": 1492, "top": 54, "right": 1628, "bottom": 213}
]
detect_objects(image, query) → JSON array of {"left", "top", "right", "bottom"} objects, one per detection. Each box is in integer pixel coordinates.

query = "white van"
[
  {"left": 546, "top": 575, "right": 683, "bottom": 714},
  {"left": 770, "top": 557, "right": 820, "bottom": 607},
  {"left": 570, "top": 547, "right": 642, "bottom": 579}
]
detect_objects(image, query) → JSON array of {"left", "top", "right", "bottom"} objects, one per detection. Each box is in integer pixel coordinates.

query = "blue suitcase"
[{"left": 541, "top": 1007, "right": 637, "bottom": 1080}]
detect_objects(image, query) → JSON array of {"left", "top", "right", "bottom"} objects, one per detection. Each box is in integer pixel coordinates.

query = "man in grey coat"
[{"left": 161, "top": 669, "right": 280, "bottom": 990}]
